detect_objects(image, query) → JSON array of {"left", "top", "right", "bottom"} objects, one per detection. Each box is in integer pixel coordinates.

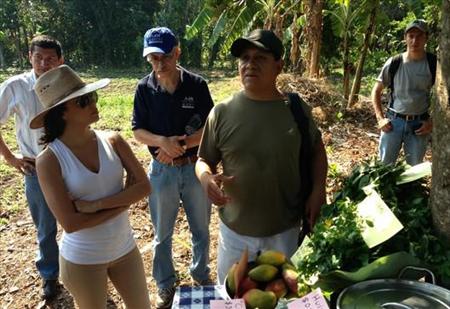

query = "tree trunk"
[
  {"left": 0, "top": 44, "right": 4, "bottom": 68},
  {"left": 347, "top": 0, "right": 378, "bottom": 108},
  {"left": 431, "top": 0, "right": 450, "bottom": 241},
  {"left": 343, "top": 34, "right": 350, "bottom": 99},
  {"left": 290, "top": 12, "right": 302, "bottom": 72},
  {"left": 303, "top": 0, "right": 323, "bottom": 78}
]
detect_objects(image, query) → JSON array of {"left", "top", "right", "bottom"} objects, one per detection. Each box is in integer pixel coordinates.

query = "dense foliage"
[
  {"left": 296, "top": 160, "right": 450, "bottom": 288},
  {"left": 0, "top": 0, "right": 442, "bottom": 76}
]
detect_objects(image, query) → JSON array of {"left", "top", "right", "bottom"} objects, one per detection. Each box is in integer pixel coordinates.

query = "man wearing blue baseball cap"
[{"left": 132, "top": 27, "right": 214, "bottom": 308}]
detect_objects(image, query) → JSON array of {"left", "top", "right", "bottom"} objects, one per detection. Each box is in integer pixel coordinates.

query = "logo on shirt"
[{"left": 181, "top": 97, "right": 195, "bottom": 109}]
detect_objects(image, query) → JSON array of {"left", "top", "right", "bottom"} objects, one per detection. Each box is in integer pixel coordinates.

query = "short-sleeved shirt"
[
  {"left": 132, "top": 66, "right": 214, "bottom": 158},
  {"left": 0, "top": 70, "right": 44, "bottom": 158},
  {"left": 377, "top": 54, "right": 432, "bottom": 115},
  {"left": 198, "top": 91, "right": 321, "bottom": 237}
]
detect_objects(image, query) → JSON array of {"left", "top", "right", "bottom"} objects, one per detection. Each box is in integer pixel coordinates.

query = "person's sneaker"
[
  {"left": 156, "top": 286, "right": 176, "bottom": 308},
  {"left": 41, "top": 279, "right": 59, "bottom": 300},
  {"left": 191, "top": 277, "right": 215, "bottom": 286}
]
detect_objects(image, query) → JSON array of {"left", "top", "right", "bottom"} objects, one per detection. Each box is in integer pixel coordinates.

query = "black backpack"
[
  {"left": 387, "top": 52, "right": 437, "bottom": 106},
  {"left": 287, "top": 93, "right": 313, "bottom": 238}
]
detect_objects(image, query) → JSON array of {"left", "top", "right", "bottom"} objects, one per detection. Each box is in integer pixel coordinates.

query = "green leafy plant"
[{"left": 295, "top": 159, "right": 450, "bottom": 290}]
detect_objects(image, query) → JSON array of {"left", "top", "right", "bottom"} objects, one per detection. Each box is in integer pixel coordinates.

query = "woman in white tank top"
[{"left": 30, "top": 65, "right": 151, "bottom": 308}]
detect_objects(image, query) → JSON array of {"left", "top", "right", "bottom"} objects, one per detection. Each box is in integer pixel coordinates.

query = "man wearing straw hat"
[{"left": 0, "top": 35, "right": 64, "bottom": 300}]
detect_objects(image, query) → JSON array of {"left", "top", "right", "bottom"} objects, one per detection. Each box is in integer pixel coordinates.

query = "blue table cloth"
[{"left": 172, "top": 285, "right": 230, "bottom": 309}]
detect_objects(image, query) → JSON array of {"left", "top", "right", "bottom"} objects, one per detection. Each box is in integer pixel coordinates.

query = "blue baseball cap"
[{"left": 143, "top": 27, "right": 178, "bottom": 57}]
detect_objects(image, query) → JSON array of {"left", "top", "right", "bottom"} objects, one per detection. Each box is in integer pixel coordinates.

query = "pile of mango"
[{"left": 226, "top": 250, "right": 300, "bottom": 309}]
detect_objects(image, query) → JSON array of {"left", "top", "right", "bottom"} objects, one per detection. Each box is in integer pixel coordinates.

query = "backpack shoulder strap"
[
  {"left": 287, "top": 92, "right": 313, "bottom": 239},
  {"left": 288, "top": 93, "right": 309, "bottom": 129},
  {"left": 426, "top": 52, "right": 437, "bottom": 86},
  {"left": 287, "top": 92, "right": 312, "bottom": 151},
  {"left": 388, "top": 54, "right": 403, "bottom": 91},
  {"left": 387, "top": 54, "right": 403, "bottom": 108}
]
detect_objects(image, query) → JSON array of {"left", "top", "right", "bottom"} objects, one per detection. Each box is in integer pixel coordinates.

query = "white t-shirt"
[
  {"left": 48, "top": 131, "right": 135, "bottom": 264},
  {"left": 0, "top": 70, "right": 45, "bottom": 158}
]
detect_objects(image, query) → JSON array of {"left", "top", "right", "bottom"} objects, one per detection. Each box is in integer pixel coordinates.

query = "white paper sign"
[
  {"left": 356, "top": 191, "right": 403, "bottom": 248},
  {"left": 210, "top": 299, "right": 246, "bottom": 309},
  {"left": 288, "top": 289, "right": 329, "bottom": 309}
]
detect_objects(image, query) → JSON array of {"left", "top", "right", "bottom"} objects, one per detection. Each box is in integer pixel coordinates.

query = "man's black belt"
[
  {"left": 388, "top": 110, "right": 429, "bottom": 121},
  {"left": 154, "top": 154, "right": 198, "bottom": 167}
]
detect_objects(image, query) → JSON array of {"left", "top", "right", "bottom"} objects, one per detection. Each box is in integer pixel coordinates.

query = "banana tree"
[
  {"left": 347, "top": 0, "right": 379, "bottom": 108},
  {"left": 185, "top": 0, "right": 301, "bottom": 68},
  {"left": 303, "top": 0, "right": 324, "bottom": 78},
  {"left": 325, "top": 0, "right": 365, "bottom": 99}
]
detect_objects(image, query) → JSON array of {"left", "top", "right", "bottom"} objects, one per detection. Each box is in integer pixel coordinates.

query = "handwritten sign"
[
  {"left": 356, "top": 191, "right": 403, "bottom": 248},
  {"left": 210, "top": 299, "right": 246, "bottom": 309},
  {"left": 288, "top": 289, "right": 329, "bottom": 309}
]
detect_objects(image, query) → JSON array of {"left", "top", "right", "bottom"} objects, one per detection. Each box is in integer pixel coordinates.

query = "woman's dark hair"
[{"left": 40, "top": 103, "right": 67, "bottom": 145}]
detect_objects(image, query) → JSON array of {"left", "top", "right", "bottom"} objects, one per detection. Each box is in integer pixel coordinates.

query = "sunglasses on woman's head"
[{"left": 76, "top": 92, "right": 98, "bottom": 108}]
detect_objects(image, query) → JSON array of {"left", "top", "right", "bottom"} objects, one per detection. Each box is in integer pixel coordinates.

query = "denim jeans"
[
  {"left": 379, "top": 114, "right": 430, "bottom": 166},
  {"left": 25, "top": 172, "right": 59, "bottom": 280},
  {"left": 216, "top": 222, "right": 300, "bottom": 284},
  {"left": 148, "top": 160, "right": 211, "bottom": 289}
]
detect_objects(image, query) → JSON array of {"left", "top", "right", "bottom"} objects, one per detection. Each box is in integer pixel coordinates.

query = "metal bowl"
[{"left": 337, "top": 278, "right": 450, "bottom": 309}]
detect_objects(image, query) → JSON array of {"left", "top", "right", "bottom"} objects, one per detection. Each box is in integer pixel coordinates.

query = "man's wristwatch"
[{"left": 179, "top": 140, "right": 188, "bottom": 150}]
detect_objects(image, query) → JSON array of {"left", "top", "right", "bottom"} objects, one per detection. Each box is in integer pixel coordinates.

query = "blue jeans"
[
  {"left": 25, "top": 172, "right": 59, "bottom": 280},
  {"left": 379, "top": 115, "right": 430, "bottom": 166},
  {"left": 148, "top": 160, "right": 211, "bottom": 289}
]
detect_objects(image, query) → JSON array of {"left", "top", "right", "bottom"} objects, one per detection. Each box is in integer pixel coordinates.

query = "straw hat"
[{"left": 30, "top": 64, "right": 110, "bottom": 129}]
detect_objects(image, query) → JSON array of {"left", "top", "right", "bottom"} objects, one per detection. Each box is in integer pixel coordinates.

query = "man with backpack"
[
  {"left": 195, "top": 29, "right": 328, "bottom": 283},
  {"left": 372, "top": 19, "right": 436, "bottom": 165}
]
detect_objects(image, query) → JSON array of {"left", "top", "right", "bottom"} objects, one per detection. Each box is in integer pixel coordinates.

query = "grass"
[{"left": 0, "top": 67, "right": 240, "bottom": 224}]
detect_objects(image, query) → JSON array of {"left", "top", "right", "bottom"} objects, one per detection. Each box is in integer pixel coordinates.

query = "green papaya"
[
  {"left": 248, "top": 264, "right": 278, "bottom": 282},
  {"left": 281, "top": 262, "right": 296, "bottom": 271},
  {"left": 226, "top": 263, "right": 238, "bottom": 296},
  {"left": 256, "top": 250, "right": 286, "bottom": 266},
  {"left": 243, "top": 289, "right": 277, "bottom": 309}
]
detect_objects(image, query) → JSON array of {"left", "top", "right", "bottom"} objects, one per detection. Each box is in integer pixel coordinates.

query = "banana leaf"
[
  {"left": 396, "top": 161, "right": 431, "bottom": 185},
  {"left": 312, "top": 252, "right": 423, "bottom": 292}
]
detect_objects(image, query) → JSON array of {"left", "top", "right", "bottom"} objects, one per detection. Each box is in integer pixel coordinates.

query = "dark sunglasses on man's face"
[{"left": 76, "top": 92, "right": 98, "bottom": 108}]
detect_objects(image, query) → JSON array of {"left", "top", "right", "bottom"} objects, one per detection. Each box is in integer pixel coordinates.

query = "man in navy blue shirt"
[{"left": 132, "top": 27, "right": 214, "bottom": 308}]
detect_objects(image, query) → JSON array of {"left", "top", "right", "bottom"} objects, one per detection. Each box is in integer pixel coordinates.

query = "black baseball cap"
[
  {"left": 231, "top": 29, "right": 284, "bottom": 60},
  {"left": 405, "top": 19, "right": 429, "bottom": 34}
]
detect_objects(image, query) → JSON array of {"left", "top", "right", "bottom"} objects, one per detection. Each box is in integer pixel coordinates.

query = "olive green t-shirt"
[{"left": 198, "top": 91, "right": 320, "bottom": 237}]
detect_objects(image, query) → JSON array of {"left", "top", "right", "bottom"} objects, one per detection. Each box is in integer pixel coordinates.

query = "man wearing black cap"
[
  {"left": 132, "top": 27, "right": 214, "bottom": 308},
  {"left": 372, "top": 19, "right": 436, "bottom": 165},
  {"left": 195, "top": 29, "right": 328, "bottom": 282}
]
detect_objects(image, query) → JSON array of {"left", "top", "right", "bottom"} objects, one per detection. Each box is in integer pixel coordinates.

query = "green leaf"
[
  {"left": 396, "top": 162, "right": 432, "bottom": 185},
  {"left": 185, "top": 7, "right": 213, "bottom": 40},
  {"left": 314, "top": 252, "right": 423, "bottom": 292},
  {"left": 208, "top": 11, "right": 228, "bottom": 48}
]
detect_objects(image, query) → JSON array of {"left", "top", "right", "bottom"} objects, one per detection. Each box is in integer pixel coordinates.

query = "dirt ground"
[{"left": 0, "top": 76, "right": 427, "bottom": 308}]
